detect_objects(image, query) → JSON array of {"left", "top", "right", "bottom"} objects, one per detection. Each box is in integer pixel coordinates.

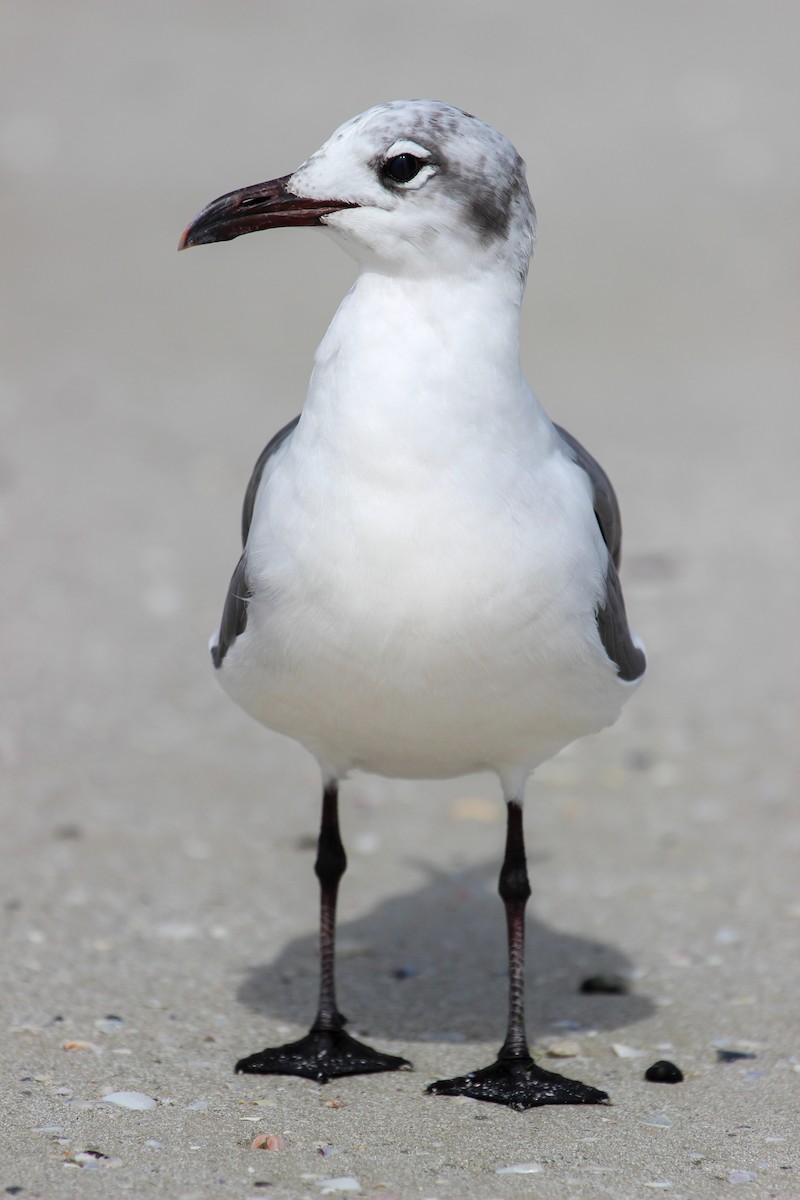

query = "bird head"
[{"left": 180, "top": 100, "right": 536, "bottom": 287}]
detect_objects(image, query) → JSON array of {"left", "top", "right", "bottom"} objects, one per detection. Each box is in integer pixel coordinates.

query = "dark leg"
[
  {"left": 427, "top": 799, "right": 608, "bottom": 1109},
  {"left": 236, "top": 780, "right": 411, "bottom": 1082}
]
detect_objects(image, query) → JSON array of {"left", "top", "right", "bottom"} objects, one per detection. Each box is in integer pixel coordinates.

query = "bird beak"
[{"left": 178, "top": 175, "right": 358, "bottom": 249}]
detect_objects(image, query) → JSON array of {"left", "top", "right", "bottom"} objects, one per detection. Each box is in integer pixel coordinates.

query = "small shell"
[
  {"left": 612, "top": 1042, "right": 645, "bottom": 1058},
  {"left": 547, "top": 1039, "right": 581, "bottom": 1058},
  {"left": 251, "top": 1133, "right": 284, "bottom": 1151},
  {"left": 101, "top": 1091, "right": 157, "bottom": 1110}
]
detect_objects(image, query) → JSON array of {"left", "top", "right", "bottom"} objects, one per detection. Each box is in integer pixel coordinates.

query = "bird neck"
[{"left": 305, "top": 267, "right": 538, "bottom": 444}]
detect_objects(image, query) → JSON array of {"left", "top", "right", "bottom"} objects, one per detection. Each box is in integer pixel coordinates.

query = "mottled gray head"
[
  {"left": 180, "top": 101, "right": 537, "bottom": 292},
  {"left": 291, "top": 100, "right": 536, "bottom": 285}
]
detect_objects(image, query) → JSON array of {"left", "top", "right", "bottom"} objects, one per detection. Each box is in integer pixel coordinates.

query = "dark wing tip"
[
  {"left": 555, "top": 424, "right": 644, "bottom": 682},
  {"left": 212, "top": 554, "right": 251, "bottom": 669},
  {"left": 596, "top": 560, "right": 646, "bottom": 682}
]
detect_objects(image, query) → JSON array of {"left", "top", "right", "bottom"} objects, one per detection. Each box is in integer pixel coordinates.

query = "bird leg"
[
  {"left": 236, "top": 781, "right": 411, "bottom": 1081},
  {"left": 427, "top": 798, "right": 608, "bottom": 1109}
]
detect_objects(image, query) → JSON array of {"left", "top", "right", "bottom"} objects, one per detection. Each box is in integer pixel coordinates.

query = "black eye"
[{"left": 382, "top": 153, "right": 425, "bottom": 184}]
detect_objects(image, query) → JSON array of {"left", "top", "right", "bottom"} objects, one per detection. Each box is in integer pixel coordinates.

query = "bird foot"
[
  {"left": 235, "top": 1025, "right": 412, "bottom": 1083},
  {"left": 427, "top": 1055, "right": 609, "bottom": 1110}
]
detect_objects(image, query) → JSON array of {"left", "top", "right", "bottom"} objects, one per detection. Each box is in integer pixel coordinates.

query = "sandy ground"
[{"left": 2, "top": 3, "right": 799, "bottom": 1197}]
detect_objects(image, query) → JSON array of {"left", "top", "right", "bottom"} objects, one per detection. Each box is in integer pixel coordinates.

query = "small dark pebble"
[
  {"left": 716, "top": 1048, "right": 757, "bottom": 1063},
  {"left": 580, "top": 973, "right": 629, "bottom": 994},
  {"left": 253, "top": 1183, "right": 273, "bottom": 1189},
  {"left": 645, "top": 1059, "right": 684, "bottom": 1083},
  {"left": 6, "top": 1188, "right": 24, "bottom": 1196},
  {"left": 392, "top": 964, "right": 419, "bottom": 980}
]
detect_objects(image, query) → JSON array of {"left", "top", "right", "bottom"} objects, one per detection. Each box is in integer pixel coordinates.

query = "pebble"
[
  {"left": 547, "top": 1039, "right": 581, "bottom": 1058},
  {"left": 580, "top": 973, "right": 629, "bottom": 994},
  {"left": 645, "top": 1060, "right": 684, "bottom": 1083},
  {"left": 727, "top": 1170, "right": 757, "bottom": 1184},
  {"left": 62, "top": 1040, "right": 101, "bottom": 1054},
  {"left": 612, "top": 1042, "right": 644, "bottom": 1058},
  {"left": 391, "top": 964, "right": 420, "bottom": 980},
  {"left": 316, "top": 1178, "right": 361, "bottom": 1194},
  {"left": 642, "top": 1115, "right": 673, "bottom": 1128},
  {"left": 101, "top": 1091, "right": 158, "bottom": 1110},
  {"left": 716, "top": 1049, "right": 757, "bottom": 1063},
  {"left": 496, "top": 1162, "right": 544, "bottom": 1175},
  {"left": 65, "top": 1150, "right": 123, "bottom": 1169},
  {"left": 94, "top": 1015, "right": 126, "bottom": 1033},
  {"left": 643, "top": 1183, "right": 672, "bottom": 1190}
]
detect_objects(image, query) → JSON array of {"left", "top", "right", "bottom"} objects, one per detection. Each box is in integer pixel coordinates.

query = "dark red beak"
[{"left": 178, "top": 175, "right": 358, "bottom": 249}]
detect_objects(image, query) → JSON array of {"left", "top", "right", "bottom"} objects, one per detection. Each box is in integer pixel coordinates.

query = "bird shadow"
[{"left": 235, "top": 858, "right": 653, "bottom": 1045}]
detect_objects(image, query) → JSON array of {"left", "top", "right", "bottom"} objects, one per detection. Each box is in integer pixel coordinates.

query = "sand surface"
[{"left": 2, "top": 3, "right": 798, "bottom": 1196}]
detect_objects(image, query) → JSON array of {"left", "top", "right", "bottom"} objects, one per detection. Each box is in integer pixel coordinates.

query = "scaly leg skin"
[
  {"left": 427, "top": 799, "right": 608, "bottom": 1110},
  {"left": 235, "top": 781, "right": 411, "bottom": 1082}
]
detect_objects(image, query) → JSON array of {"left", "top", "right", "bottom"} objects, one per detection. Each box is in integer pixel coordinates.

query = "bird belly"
[
  {"left": 215, "top": 465, "right": 634, "bottom": 779},
  {"left": 221, "top": 637, "right": 627, "bottom": 781}
]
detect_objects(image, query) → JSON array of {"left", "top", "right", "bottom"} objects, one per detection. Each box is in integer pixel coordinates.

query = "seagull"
[{"left": 179, "top": 99, "right": 645, "bottom": 1110}]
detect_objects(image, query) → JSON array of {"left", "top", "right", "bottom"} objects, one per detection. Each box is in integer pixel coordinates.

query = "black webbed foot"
[
  {"left": 427, "top": 1054, "right": 608, "bottom": 1110},
  {"left": 236, "top": 1022, "right": 411, "bottom": 1083}
]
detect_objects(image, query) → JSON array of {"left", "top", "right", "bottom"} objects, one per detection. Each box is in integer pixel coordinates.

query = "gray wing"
[
  {"left": 211, "top": 415, "right": 300, "bottom": 670},
  {"left": 555, "top": 424, "right": 646, "bottom": 683},
  {"left": 240, "top": 415, "right": 300, "bottom": 547}
]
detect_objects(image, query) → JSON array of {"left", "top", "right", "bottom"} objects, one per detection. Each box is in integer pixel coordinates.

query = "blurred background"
[
  {"left": 3, "top": 0, "right": 796, "bottom": 814},
  {"left": 1, "top": 2, "right": 798, "bottom": 1188}
]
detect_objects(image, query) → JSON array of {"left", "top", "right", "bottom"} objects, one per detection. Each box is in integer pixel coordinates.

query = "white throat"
[{"left": 299, "top": 266, "right": 547, "bottom": 470}]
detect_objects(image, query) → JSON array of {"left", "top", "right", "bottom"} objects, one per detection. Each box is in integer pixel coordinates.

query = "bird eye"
[{"left": 381, "top": 153, "right": 425, "bottom": 184}]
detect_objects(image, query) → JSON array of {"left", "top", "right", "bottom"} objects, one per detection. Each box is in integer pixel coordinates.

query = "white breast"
[{"left": 216, "top": 271, "right": 633, "bottom": 780}]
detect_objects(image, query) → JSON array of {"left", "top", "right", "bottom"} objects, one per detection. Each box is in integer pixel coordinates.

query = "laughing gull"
[{"left": 180, "top": 100, "right": 645, "bottom": 1110}]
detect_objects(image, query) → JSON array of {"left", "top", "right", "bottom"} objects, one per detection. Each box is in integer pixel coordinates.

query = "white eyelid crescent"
[{"left": 385, "top": 139, "right": 431, "bottom": 159}]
